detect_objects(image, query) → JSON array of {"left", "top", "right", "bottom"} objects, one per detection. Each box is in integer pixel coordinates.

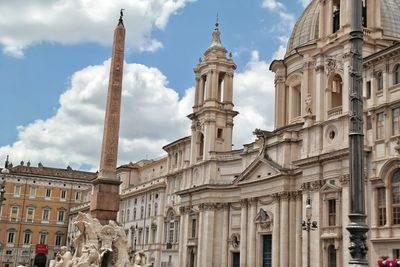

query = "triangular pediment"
[
  {"left": 234, "top": 154, "right": 286, "bottom": 184},
  {"left": 320, "top": 181, "right": 341, "bottom": 192}
]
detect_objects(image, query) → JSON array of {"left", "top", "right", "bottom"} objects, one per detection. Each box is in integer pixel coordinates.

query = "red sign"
[{"left": 35, "top": 244, "right": 48, "bottom": 254}]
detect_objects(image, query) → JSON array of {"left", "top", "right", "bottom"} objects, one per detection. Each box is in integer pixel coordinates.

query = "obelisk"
[{"left": 90, "top": 10, "right": 125, "bottom": 222}]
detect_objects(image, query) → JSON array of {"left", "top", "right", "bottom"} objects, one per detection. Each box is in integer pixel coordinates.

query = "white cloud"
[
  {"left": 0, "top": 52, "right": 275, "bottom": 170},
  {"left": 0, "top": 0, "right": 193, "bottom": 57},
  {"left": 262, "top": 0, "right": 285, "bottom": 10},
  {"left": 233, "top": 51, "right": 275, "bottom": 146},
  {"left": 0, "top": 60, "right": 192, "bottom": 169}
]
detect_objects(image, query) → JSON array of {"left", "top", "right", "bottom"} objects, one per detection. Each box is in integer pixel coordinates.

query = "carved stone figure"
[
  {"left": 69, "top": 212, "right": 135, "bottom": 267},
  {"left": 305, "top": 93, "right": 312, "bottom": 115},
  {"left": 54, "top": 246, "right": 73, "bottom": 267}
]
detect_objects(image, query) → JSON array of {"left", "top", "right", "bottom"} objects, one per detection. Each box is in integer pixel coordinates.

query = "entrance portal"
[
  {"left": 262, "top": 235, "right": 272, "bottom": 267},
  {"left": 34, "top": 253, "right": 47, "bottom": 267}
]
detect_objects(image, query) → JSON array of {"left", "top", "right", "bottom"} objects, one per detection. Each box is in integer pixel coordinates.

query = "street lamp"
[{"left": 302, "top": 197, "right": 317, "bottom": 267}]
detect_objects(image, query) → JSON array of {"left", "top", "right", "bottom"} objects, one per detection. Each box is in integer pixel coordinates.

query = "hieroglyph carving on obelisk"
[{"left": 90, "top": 12, "right": 125, "bottom": 222}]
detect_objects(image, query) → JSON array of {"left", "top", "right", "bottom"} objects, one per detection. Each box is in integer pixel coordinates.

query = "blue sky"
[{"left": 0, "top": 0, "right": 308, "bottom": 169}]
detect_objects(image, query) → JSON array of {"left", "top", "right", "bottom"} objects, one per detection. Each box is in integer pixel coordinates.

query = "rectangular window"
[
  {"left": 57, "top": 210, "right": 65, "bottom": 223},
  {"left": 55, "top": 235, "right": 62, "bottom": 246},
  {"left": 191, "top": 219, "right": 197, "bottom": 238},
  {"left": 152, "top": 227, "right": 157, "bottom": 244},
  {"left": 148, "top": 204, "right": 151, "bottom": 217},
  {"left": 10, "top": 206, "right": 18, "bottom": 221},
  {"left": 26, "top": 207, "right": 34, "bottom": 223},
  {"left": 394, "top": 207, "right": 400, "bottom": 225},
  {"left": 145, "top": 227, "right": 149, "bottom": 244},
  {"left": 378, "top": 187, "right": 387, "bottom": 226},
  {"left": 45, "top": 188, "right": 52, "bottom": 198},
  {"left": 39, "top": 234, "right": 47, "bottom": 245},
  {"left": 217, "top": 128, "right": 223, "bottom": 139},
  {"left": 42, "top": 209, "right": 50, "bottom": 222},
  {"left": 393, "top": 108, "right": 400, "bottom": 136},
  {"left": 7, "top": 232, "right": 15, "bottom": 243},
  {"left": 14, "top": 184, "right": 21, "bottom": 197},
  {"left": 60, "top": 190, "right": 67, "bottom": 200},
  {"left": 75, "top": 191, "right": 81, "bottom": 201},
  {"left": 23, "top": 233, "right": 31, "bottom": 244},
  {"left": 377, "top": 112, "right": 385, "bottom": 139},
  {"left": 328, "top": 199, "right": 336, "bottom": 226},
  {"left": 30, "top": 186, "right": 36, "bottom": 198},
  {"left": 366, "top": 81, "right": 371, "bottom": 99}
]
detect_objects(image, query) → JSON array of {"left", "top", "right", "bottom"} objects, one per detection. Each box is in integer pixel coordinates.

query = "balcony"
[{"left": 327, "top": 106, "right": 342, "bottom": 119}]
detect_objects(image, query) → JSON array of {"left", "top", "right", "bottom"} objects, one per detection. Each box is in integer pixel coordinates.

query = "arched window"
[
  {"left": 392, "top": 171, "right": 400, "bottom": 224},
  {"left": 198, "top": 133, "right": 204, "bottom": 159},
  {"left": 394, "top": 64, "right": 400, "bottom": 85},
  {"left": 133, "top": 208, "right": 137, "bottom": 220},
  {"left": 166, "top": 210, "right": 178, "bottom": 244},
  {"left": 328, "top": 244, "right": 337, "bottom": 267}
]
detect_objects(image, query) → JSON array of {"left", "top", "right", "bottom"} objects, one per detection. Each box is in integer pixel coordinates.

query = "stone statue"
[
  {"left": 69, "top": 212, "right": 134, "bottom": 267},
  {"left": 305, "top": 93, "right": 312, "bottom": 115},
  {"left": 131, "top": 251, "right": 152, "bottom": 267},
  {"left": 54, "top": 246, "right": 73, "bottom": 267}
]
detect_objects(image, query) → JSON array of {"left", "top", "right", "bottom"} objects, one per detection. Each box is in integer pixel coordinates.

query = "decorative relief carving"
[
  {"left": 394, "top": 137, "right": 400, "bottom": 156},
  {"left": 274, "top": 75, "right": 285, "bottom": 84},
  {"left": 339, "top": 174, "right": 350, "bottom": 185},
  {"left": 254, "top": 208, "right": 273, "bottom": 231},
  {"left": 325, "top": 57, "right": 344, "bottom": 75},
  {"left": 230, "top": 233, "right": 240, "bottom": 249},
  {"left": 301, "top": 180, "right": 326, "bottom": 191}
]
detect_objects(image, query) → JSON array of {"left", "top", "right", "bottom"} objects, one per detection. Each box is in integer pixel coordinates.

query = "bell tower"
[{"left": 188, "top": 21, "right": 238, "bottom": 164}]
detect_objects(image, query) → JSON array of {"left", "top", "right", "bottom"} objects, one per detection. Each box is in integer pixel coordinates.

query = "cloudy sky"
[{"left": 0, "top": 0, "right": 310, "bottom": 170}]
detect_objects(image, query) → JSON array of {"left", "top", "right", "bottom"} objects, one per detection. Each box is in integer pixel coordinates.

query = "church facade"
[{"left": 117, "top": 0, "right": 400, "bottom": 266}]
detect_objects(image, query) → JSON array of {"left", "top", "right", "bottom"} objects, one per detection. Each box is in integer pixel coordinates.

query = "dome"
[
  {"left": 286, "top": 0, "right": 400, "bottom": 54},
  {"left": 286, "top": 0, "right": 320, "bottom": 53},
  {"left": 381, "top": 0, "right": 400, "bottom": 38}
]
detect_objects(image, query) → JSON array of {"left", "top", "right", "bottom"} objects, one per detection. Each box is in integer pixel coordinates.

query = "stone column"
[
  {"left": 247, "top": 198, "right": 257, "bottom": 267},
  {"left": 221, "top": 204, "right": 229, "bottom": 267},
  {"left": 289, "top": 194, "right": 296, "bottom": 267},
  {"left": 275, "top": 75, "right": 286, "bottom": 128},
  {"left": 223, "top": 73, "right": 231, "bottom": 103},
  {"left": 272, "top": 196, "right": 281, "bottom": 267},
  {"left": 197, "top": 207, "right": 204, "bottom": 267},
  {"left": 295, "top": 193, "right": 302, "bottom": 267},
  {"left": 318, "top": 0, "right": 326, "bottom": 38},
  {"left": 280, "top": 193, "right": 289, "bottom": 267},
  {"left": 194, "top": 76, "right": 200, "bottom": 108},
  {"left": 190, "top": 124, "right": 197, "bottom": 165},
  {"left": 198, "top": 76, "right": 205, "bottom": 106},
  {"left": 91, "top": 17, "right": 125, "bottom": 222},
  {"left": 212, "top": 70, "right": 219, "bottom": 100},
  {"left": 205, "top": 71, "right": 213, "bottom": 100},
  {"left": 179, "top": 209, "right": 189, "bottom": 266},
  {"left": 203, "top": 205, "right": 215, "bottom": 266},
  {"left": 240, "top": 199, "right": 248, "bottom": 267},
  {"left": 315, "top": 59, "right": 325, "bottom": 122}
]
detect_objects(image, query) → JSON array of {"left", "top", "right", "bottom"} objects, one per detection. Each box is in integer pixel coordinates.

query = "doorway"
[{"left": 262, "top": 235, "right": 272, "bottom": 267}]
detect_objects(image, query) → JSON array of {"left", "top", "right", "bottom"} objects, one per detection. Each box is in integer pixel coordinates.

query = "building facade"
[
  {"left": 117, "top": 0, "right": 400, "bottom": 266},
  {"left": 0, "top": 161, "right": 94, "bottom": 267}
]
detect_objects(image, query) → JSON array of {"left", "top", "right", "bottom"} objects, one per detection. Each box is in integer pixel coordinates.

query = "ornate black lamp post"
[
  {"left": 302, "top": 197, "right": 317, "bottom": 267},
  {"left": 347, "top": 0, "right": 368, "bottom": 266},
  {"left": 347, "top": 0, "right": 369, "bottom": 265}
]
